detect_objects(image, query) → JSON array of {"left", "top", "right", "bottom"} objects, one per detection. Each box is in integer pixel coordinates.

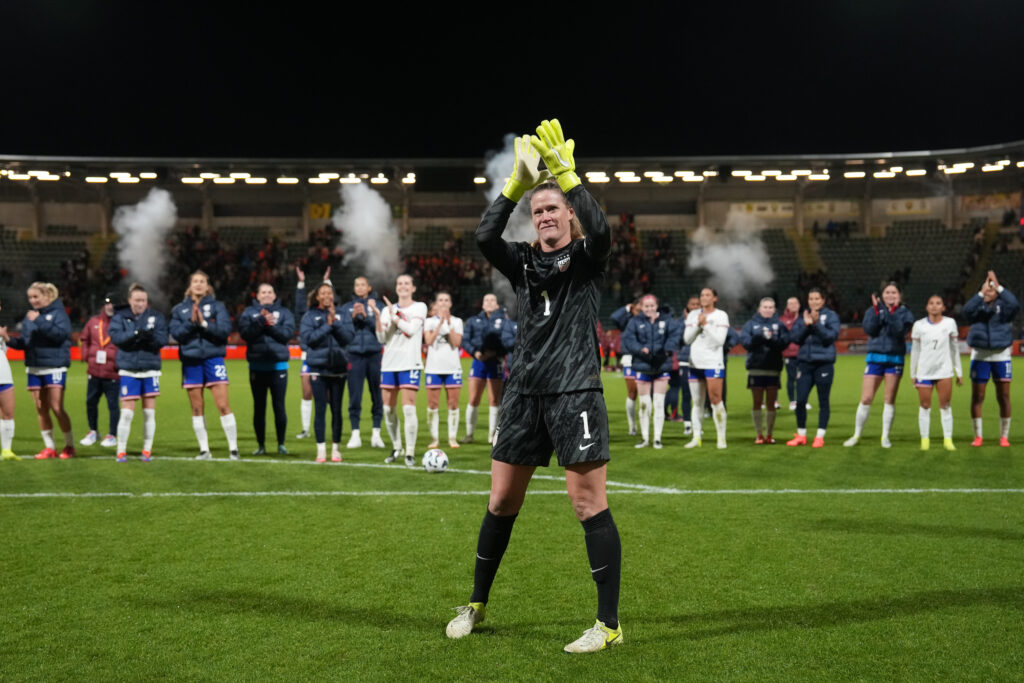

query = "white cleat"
[
  {"left": 446, "top": 603, "right": 485, "bottom": 639},
  {"left": 684, "top": 437, "right": 702, "bottom": 449},
  {"left": 79, "top": 431, "right": 98, "bottom": 446},
  {"left": 788, "top": 401, "right": 797, "bottom": 411},
  {"left": 404, "top": 454, "right": 416, "bottom": 468},
  {"left": 880, "top": 436, "right": 892, "bottom": 449},
  {"left": 843, "top": 436, "right": 859, "bottom": 447},
  {"left": 384, "top": 450, "right": 399, "bottom": 464},
  {"left": 634, "top": 440, "right": 648, "bottom": 449},
  {"left": 717, "top": 438, "right": 727, "bottom": 450},
  {"left": 683, "top": 422, "right": 692, "bottom": 435},
  {"left": 653, "top": 441, "right": 663, "bottom": 449},
  {"left": 370, "top": 433, "right": 387, "bottom": 449},
  {"left": 295, "top": 430, "right": 310, "bottom": 440},
  {"left": 100, "top": 434, "right": 117, "bottom": 448},
  {"left": 195, "top": 451, "right": 213, "bottom": 460},
  {"left": 564, "top": 620, "right": 623, "bottom": 653},
  {"left": 346, "top": 432, "right": 362, "bottom": 449}
]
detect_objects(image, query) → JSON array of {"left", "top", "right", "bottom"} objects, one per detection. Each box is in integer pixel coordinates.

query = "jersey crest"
[{"left": 557, "top": 253, "right": 571, "bottom": 272}]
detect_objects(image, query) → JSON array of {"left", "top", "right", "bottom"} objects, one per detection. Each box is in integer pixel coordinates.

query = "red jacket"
[
  {"left": 780, "top": 309, "right": 800, "bottom": 359},
  {"left": 81, "top": 311, "right": 119, "bottom": 380}
]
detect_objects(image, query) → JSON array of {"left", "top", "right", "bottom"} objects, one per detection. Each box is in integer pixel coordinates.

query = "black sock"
[
  {"left": 469, "top": 509, "right": 517, "bottom": 604},
  {"left": 582, "top": 508, "right": 621, "bottom": 629}
]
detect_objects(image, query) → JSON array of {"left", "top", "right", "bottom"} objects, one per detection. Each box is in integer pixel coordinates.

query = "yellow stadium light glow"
[
  {"left": 199, "top": 172, "right": 220, "bottom": 179},
  {"left": 118, "top": 177, "right": 140, "bottom": 183},
  {"left": 792, "top": 170, "right": 812, "bottom": 176},
  {"left": 905, "top": 169, "right": 927, "bottom": 176},
  {"left": 682, "top": 175, "right": 705, "bottom": 182},
  {"left": 843, "top": 171, "right": 866, "bottom": 179},
  {"left": 276, "top": 177, "right": 299, "bottom": 184},
  {"left": 762, "top": 170, "right": 781, "bottom": 176},
  {"left": 85, "top": 176, "right": 109, "bottom": 183},
  {"left": 370, "top": 175, "right": 389, "bottom": 184},
  {"left": 213, "top": 177, "right": 235, "bottom": 184},
  {"left": 109, "top": 172, "right": 131, "bottom": 178},
  {"left": 139, "top": 172, "right": 158, "bottom": 179},
  {"left": 652, "top": 176, "right": 673, "bottom": 183},
  {"left": 619, "top": 176, "right": 641, "bottom": 183},
  {"left": 981, "top": 165, "right": 1003, "bottom": 172},
  {"left": 731, "top": 170, "right": 751, "bottom": 177},
  {"left": 28, "top": 170, "right": 50, "bottom": 177},
  {"left": 997, "top": 159, "right": 1010, "bottom": 166},
  {"left": 8, "top": 173, "right": 31, "bottom": 180},
  {"left": 229, "top": 172, "right": 251, "bottom": 179},
  {"left": 338, "top": 177, "right": 361, "bottom": 184},
  {"left": 873, "top": 171, "right": 896, "bottom": 178},
  {"left": 181, "top": 177, "right": 204, "bottom": 184},
  {"left": 245, "top": 177, "right": 268, "bottom": 184},
  {"left": 1018, "top": 161, "right": 1024, "bottom": 168},
  {"left": 613, "top": 171, "right": 636, "bottom": 178},
  {"left": 319, "top": 172, "right": 340, "bottom": 179},
  {"left": 744, "top": 175, "right": 766, "bottom": 182},
  {"left": 776, "top": 174, "right": 797, "bottom": 181},
  {"left": 943, "top": 167, "right": 966, "bottom": 174},
  {"left": 952, "top": 162, "right": 974, "bottom": 169},
  {"left": 401, "top": 177, "right": 416, "bottom": 184},
  {"left": 808, "top": 174, "right": 829, "bottom": 181},
  {"left": 889, "top": 166, "right": 903, "bottom": 173},
  {"left": 589, "top": 176, "right": 610, "bottom": 183},
  {"left": 674, "top": 170, "right": 694, "bottom": 177},
  {"left": 473, "top": 177, "right": 487, "bottom": 184},
  {"left": 308, "top": 177, "right": 330, "bottom": 184}
]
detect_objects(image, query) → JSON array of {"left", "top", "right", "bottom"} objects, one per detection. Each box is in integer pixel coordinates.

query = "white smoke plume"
[
  {"left": 113, "top": 188, "right": 178, "bottom": 308},
  {"left": 331, "top": 183, "right": 401, "bottom": 284},
  {"left": 483, "top": 133, "right": 535, "bottom": 316},
  {"left": 687, "top": 210, "right": 774, "bottom": 306}
]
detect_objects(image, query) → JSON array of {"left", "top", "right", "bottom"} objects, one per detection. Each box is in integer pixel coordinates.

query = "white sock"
[
  {"left": 625, "top": 397, "right": 636, "bottom": 432},
  {"left": 940, "top": 407, "right": 953, "bottom": 439},
  {"left": 816, "top": 428, "right": 827, "bottom": 439},
  {"left": 427, "top": 408, "right": 439, "bottom": 442},
  {"left": 689, "top": 382, "right": 706, "bottom": 439},
  {"left": 488, "top": 406, "right": 499, "bottom": 442},
  {"left": 331, "top": 442, "right": 342, "bottom": 459},
  {"left": 797, "top": 427, "right": 807, "bottom": 437},
  {"left": 1, "top": 419, "right": 14, "bottom": 451},
  {"left": 752, "top": 408, "right": 764, "bottom": 436},
  {"left": 447, "top": 408, "right": 460, "bottom": 444},
  {"left": 220, "top": 413, "right": 238, "bottom": 451},
  {"left": 638, "top": 394, "right": 651, "bottom": 442},
  {"left": 372, "top": 427, "right": 382, "bottom": 441},
  {"left": 300, "top": 398, "right": 313, "bottom": 431},
  {"left": 64, "top": 428, "right": 74, "bottom": 448},
  {"left": 766, "top": 410, "right": 776, "bottom": 436},
  {"left": 403, "top": 405, "right": 418, "bottom": 456},
  {"left": 712, "top": 402, "right": 727, "bottom": 440},
  {"left": 465, "top": 405, "right": 478, "bottom": 438},
  {"left": 1000, "top": 417, "right": 1011, "bottom": 439},
  {"left": 350, "top": 428, "right": 360, "bottom": 441},
  {"left": 653, "top": 393, "right": 666, "bottom": 443},
  {"left": 192, "top": 416, "right": 210, "bottom": 452},
  {"left": 881, "top": 404, "right": 895, "bottom": 439},
  {"left": 918, "top": 407, "right": 931, "bottom": 439},
  {"left": 316, "top": 442, "right": 327, "bottom": 459},
  {"left": 41, "top": 429, "right": 55, "bottom": 450},
  {"left": 143, "top": 409, "right": 156, "bottom": 452},
  {"left": 384, "top": 405, "right": 402, "bottom": 450},
  {"left": 973, "top": 417, "right": 983, "bottom": 438},
  {"left": 117, "top": 409, "right": 134, "bottom": 453},
  {"left": 854, "top": 403, "right": 871, "bottom": 437}
]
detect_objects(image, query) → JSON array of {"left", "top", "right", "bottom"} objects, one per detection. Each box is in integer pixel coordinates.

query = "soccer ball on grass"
[{"left": 422, "top": 448, "right": 449, "bottom": 473}]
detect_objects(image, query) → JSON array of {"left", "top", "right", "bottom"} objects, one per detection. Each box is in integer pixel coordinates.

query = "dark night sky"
[{"left": 2, "top": 2, "right": 1022, "bottom": 160}]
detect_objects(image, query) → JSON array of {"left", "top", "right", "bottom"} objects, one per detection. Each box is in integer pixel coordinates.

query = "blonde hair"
[
  {"left": 526, "top": 180, "right": 584, "bottom": 248},
  {"left": 28, "top": 282, "right": 59, "bottom": 305},
  {"left": 184, "top": 270, "right": 215, "bottom": 301}
]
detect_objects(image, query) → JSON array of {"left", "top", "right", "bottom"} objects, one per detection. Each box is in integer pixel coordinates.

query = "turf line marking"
[{"left": 2, "top": 487, "right": 1022, "bottom": 500}]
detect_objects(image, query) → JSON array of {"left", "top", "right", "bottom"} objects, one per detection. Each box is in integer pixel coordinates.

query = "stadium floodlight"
[
  {"left": 473, "top": 177, "right": 487, "bottom": 184},
  {"left": 619, "top": 176, "right": 641, "bottom": 183},
  {"left": 39, "top": 174, "right": 61, "bottom": 181},
  {"left": 808, "top": 173, "right": 829, "bottom": 180},
  {"left": 319, "top": 172, "right": 340, "bottom": 179},
  {"left": 8, "top": 173, "right": 31, "bottom": 180},
  {"left": 245, "top": 177, "right": 268, "bottom": 184},
  {"left": 731, "top": 170, "right": 751, "bottom": 177},
  {"left": 997, "top": 159, "right": 1011, "bottom": 166},
  {"left": 229, "top": 172, "right": 251, "bottom": 179},
  {"left": 308, "top": 177, "right": 330, "bottom": 184},
  {"left": 213, "top": 177, "right": 235, "bottom": 184},
  {"left": 401, "top": 173, "right": 416, "bottom": 184},
  {"left": 889, "top": 166, "right": 903, "bottom": 173},
  {"left": 276, "top": 177, "right": 299, "bottom": 184},
  {"left": 613, "top": 171, "right": 636, "bottom": 178},
  {"left": 981, "top": 164, "right": 1003, "bottom": 172},
  {"left": 109, "top": 171, "right": 131, "bottom": 178},
  {"left": 199, "top": 172, "right": 220, "bottom": 179},
  {"left": 181, "top": 177, "right": 204, "bottom": 184},
  {"left": 588, "top": 175, "right": 610, "bottom": 183},
  {"left": 139, "top": 172, "right": 158, "bottom": 179},
  {"left": 952, "top": 162, "right": 974, "bottom": 169},
  {"left": 905, "top": 169, "right": 927, "bottom": 176},
  {"left": 1018, "top": 161, "right": 1024, "bottom": 168},
  {"left": 85, "top": 176, "right": 109, "bottom": 183},
  {"left": 674, "top": 170, "right": 694, "bottom": 177},
  {"left": 702, "top": 170, "right": 718, "bottom": 177},
  {"left": 873, "top": 171, "right": 896, "bottom": 178},
  {"left": 338, "top": 175, "right": 361, "bottom": 184},
  {"left": 762, "top": 170, "right": 781, "bottom": 176},
  {"left": 682, "top": 175, "right": 704, "bottom": 182},
  {"left": 652, "top": 176, "right": 673, "bottom": 183},
  {"left": 370, "top": 174, "right": 389, "bottom": 184},
  {"left": 776, "top": 174, "right": 797, "bottom": 181},
  {"left": 28, "top": 170, "right": 50, "bottom": 177},
  {"left": 744, "top": 175, "right": 766, "bottom": 181},
  {"left": 943, "top": 167, "right": 966, "bottom": 174},
  {"left": 118, "top": 177, "right": 140, "bottom": 183},
  {"left": 792, "top": 169, "right": 812, "bottom": 176},
  {"left": 843, "top": 171, "right": 866, "bottom": 179}
]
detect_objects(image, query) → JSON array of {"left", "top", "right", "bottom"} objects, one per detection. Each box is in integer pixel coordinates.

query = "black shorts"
[{"left": 491, "top": 388, "right": 610, "bottom": 468}]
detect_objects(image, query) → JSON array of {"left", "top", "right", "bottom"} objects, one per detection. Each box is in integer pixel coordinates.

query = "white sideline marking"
[{"left": 1, "top": 487, "right": 1022, "bottom": 500}]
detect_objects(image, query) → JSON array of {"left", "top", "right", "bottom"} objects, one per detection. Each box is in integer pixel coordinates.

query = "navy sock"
[
  {"left": 469, "top": 509, "right": 517, "bottom": 604},
  {"left": 582, "top": 508, "right": 621, "bottom": 629}
]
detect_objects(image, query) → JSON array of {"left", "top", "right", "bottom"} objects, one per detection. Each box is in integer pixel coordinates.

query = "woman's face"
[
  {"left": 317, "top": 285, "right": 334, "bottom": 309},
  {"left": 189, "top": 274, "right": 210, "bottom": 298},
  {"left": 482, "top": 294, "right": 498, "bottom": 314},
  {"left": 530, "top": 189, "right": 574, "bottom": 248},
  {"left": 395, "top": 275, "right": 415, "bottom": 298},
  {"left": 129, "top": 290, "right": 148, "bottom": 315},
  {"left": 881, "top": 284, "right": 901, "bottom": 307},
  {"left": 700, "top": 288, "right": 717, "bottom": 309},
  {"left": 435, "top": 293, "right": 452, "bottom": 314},
  {"left": 27, "top": 287, "right": 49, "bottom": 309},
  {"left": 786, "top": 297, "right": 800, "bottom": 314},
  {"left": 808, "top": 291, "right": 824, "bottom": 311},
  {"left": 353, "top": 277, "right": 371, "bottom": 298},
  {"left": 758, "top": 299, "right": 776, "bottom": 318},
  {"left": 926, "top": 295, "right": 945, "bottom": 317},
  {"left": 641, "top": 297, "right": 658, "bottom": 319},
  {"left": 257, "top": 285, "right": 276, "bottom": 306},
  {"left": 687, "top": 297, "right": 700, "bottom": 312}
]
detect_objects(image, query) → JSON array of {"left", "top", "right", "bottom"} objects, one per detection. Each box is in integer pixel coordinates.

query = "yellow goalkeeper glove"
[
  {"left": 530, "top": 118, "right": 580, "bottom": 193},
  {"left": 501, "top": 135, "right": 551, "bottom": 202}
]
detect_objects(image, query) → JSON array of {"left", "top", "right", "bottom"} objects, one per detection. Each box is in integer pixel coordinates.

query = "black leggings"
[
  {"left": 796, "top": 361, "right": 833, "bottom": 430},
  {"left": 250, "top": 369, "right": 288, "bottom": 446},
  {"left": 312, "top": 373, "right": 346, "bottom": 444},
  {"left": 86, "top": 375, "right": 120, "bottom": 435}
]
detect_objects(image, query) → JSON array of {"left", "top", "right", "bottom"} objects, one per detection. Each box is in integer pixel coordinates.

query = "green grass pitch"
[{"left": 1, "top": 356, "right": 1022, "bottom": 680}]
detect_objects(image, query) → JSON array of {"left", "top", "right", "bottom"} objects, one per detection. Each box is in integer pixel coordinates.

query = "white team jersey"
[
  {"left": 379, "top": 301, "right": 427, "bottom": 371},
  {"left": 424, "top": 315, "right": 464, "bottom": 374},
  {"left": 0, "top": 339, "right": 12, "bottom": 385},
  {"left": 970, "top": 346, "right": 1011, "bottom": 363},
  {"left": 911, "top": 316, "right": 961, "bottom": 380},
  {"left": 684, "top": 308, "right": 729, "bottom": 370}
]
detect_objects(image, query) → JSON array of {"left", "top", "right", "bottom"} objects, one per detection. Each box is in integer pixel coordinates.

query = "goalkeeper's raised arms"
[
  {"left": 500, "top": 135, "right": 551, "bottom": 202},
  {"left": 530, "top": 118, "right": 580, "bottom": 193}
]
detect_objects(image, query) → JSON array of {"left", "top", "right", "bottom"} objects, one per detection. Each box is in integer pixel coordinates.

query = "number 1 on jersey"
[
  {"left": 541, "top": 290, "right": 551, "bottom": 317},
  {"left": 580, "top": 410, "right": 591, "bottom": 439}
]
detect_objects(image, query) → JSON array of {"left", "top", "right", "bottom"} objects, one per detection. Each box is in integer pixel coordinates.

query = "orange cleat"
[
  {"left": 971, "top": 436, "right": 983, "bottom": 447},
  {"left": 786, "top": 434, "right": 806, "bottom": 447},
  {"left": 811, "top": 436, "right": 825, "bottom": 448},
  {"left": 755, "top": 435, "right": 765, "bottom": 445},
  {"left": 34, "top": 448, "right": 58, "bottom": 460},
  {"left": 116, "top": 452, "right": 127, "bottom": 463},
  {"left": 999, "top": 437, "right": 1011, "bottom": 448},
  {"left": 59, "top": 447, "right": 76, "bottom": 459},
  {"left": 141, "top": 451, "right": 152, "bottom": 462}
]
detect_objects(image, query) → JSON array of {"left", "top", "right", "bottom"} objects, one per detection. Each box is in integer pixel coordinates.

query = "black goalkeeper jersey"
[{"left": 476, "top": 185, "right": 611, "bottom": 395}]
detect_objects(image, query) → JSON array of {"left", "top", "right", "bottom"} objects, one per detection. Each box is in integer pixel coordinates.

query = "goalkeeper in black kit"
[{"left": 445, "top": 119, "right": 622, "bottom": 653}]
